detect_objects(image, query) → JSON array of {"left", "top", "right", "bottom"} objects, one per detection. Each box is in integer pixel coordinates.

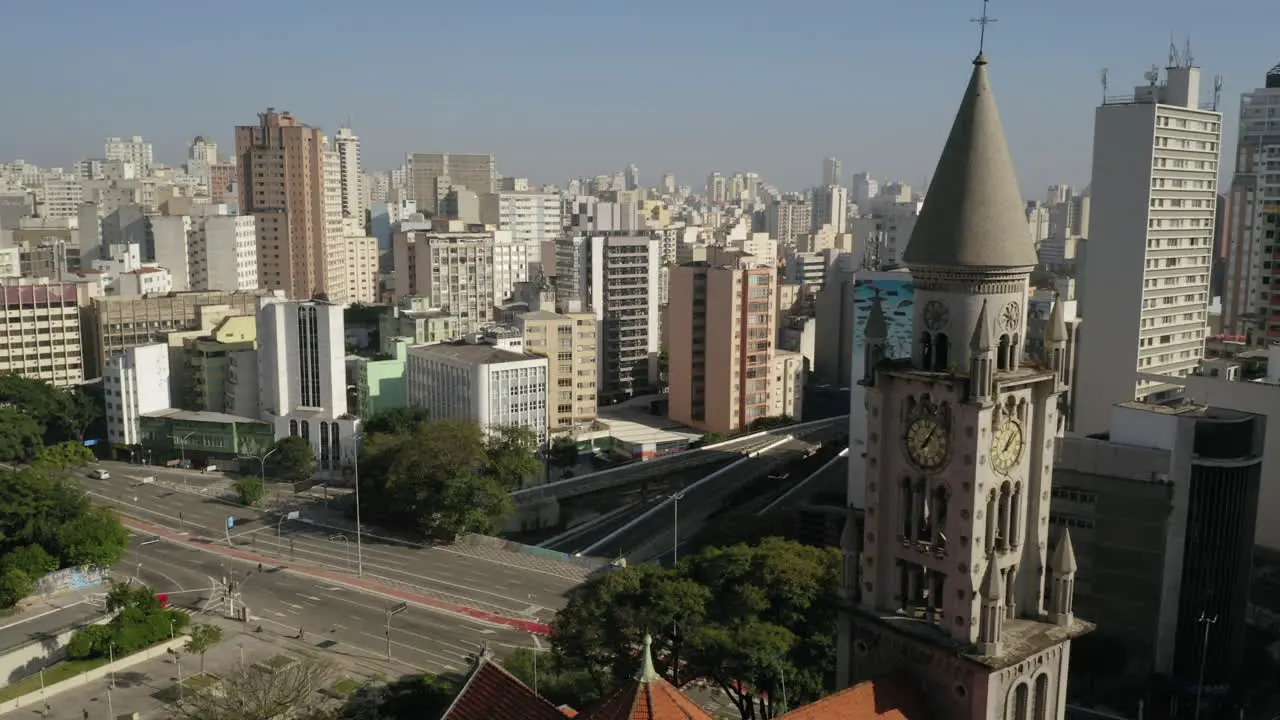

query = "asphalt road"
[
  {"left": 0, "top": 600, "right": 104, "bottom": 655},
  {"left": 84, "top": 463, "right": 584, "bottom": 624},
  {"left": 122, "top": 533, "right": 543, "bottom": 677},
  {"left": 582, "top": 436, "right": 821, "bottom": 561}
]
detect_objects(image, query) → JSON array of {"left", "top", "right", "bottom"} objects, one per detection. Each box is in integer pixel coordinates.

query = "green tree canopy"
[
  {"left": 265, "top": 436, "right": 317, "bottom": 485},
  {"left": 0, "top": 407, "right": 45, "bottom": 463},
  {"left": 548, "top": 538, "right": 839, "bottom": 718},
  {"left": 31, "top": 441, "right": 95, "bottom": 471},
  {"left": 233, "top": 475, "right": 266, "bottom": 506},
  {"left": 55, "top": 505, "right": 130, "bottom": 568},
  {"left": 0, "top": 373, "right": 95, "bottom": 445},
  {"left": 363, "top": 407, "right": 432, "bottom": 436},
  {"left": 484, "top": 425, "right": 542, "bottom": 489},
  {"left": 548, "top": 436, "right": 578, "bottom": 470}
]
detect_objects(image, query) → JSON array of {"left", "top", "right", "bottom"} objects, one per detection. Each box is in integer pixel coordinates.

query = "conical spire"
[
  {"left": 970, "top": 299, "right": 993, "bottom": 353},
  {"left": 635, "top": 634, "right": 660, "bottom": 683},
  {"left": 865, "top": 290, "right": 888, "bottom": 340},
  {"left": 1045, "top": 295, "right": 1069, "bottom": 345},
  {"left": 1051, "top": 529, "right": 1078, "bottom": 574},
  {"left": 980, "top": 558, "right": 1003, "bottom": 601},
  {"left": 902, "top": 56, "right": 1038, "bottom": 269}
]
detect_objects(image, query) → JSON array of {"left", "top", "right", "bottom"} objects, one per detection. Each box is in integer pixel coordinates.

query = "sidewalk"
[
  {"left": 119, "top": 516, "right": 552, "bottom": 636},
  {"left": 24, "top": 618, "right": 408, "bottom": 720}
]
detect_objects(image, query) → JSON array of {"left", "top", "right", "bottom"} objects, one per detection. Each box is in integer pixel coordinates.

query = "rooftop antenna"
[
  {"left": 1212, "top": 74, "right": 1224, "bottom": 111},
  {"left": 971, "top": 0, "right": 997, "bottom": 56},
  {"left": 1144, "top": 65, "right": 1161, "bottom": 87},
  {"left": 1183, "top": 35, "right": 1194, "bottom": 68},
  {"left": 1100, "top": 68, "right": 1110, "bottom": 102},
  {"left": 1168, "top": 36, "right": 1180, "bottom": 69}
]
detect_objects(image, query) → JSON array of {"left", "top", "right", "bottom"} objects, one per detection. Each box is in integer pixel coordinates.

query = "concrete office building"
[
  {"left": 36, "top": 176, "right": 82, "bottom": 219},
  {"left": 180, "top": 315, "right": 257, "bottom": 413},
  {"left": 1222, "top": 63, "right": 1280, "bottom": 339},
  {"left": 668, "top": 258, "right": 788, "bottom": 433},
  {"left": 823, "top": 156, "right": 843, "bottom": 187},
  {"left": 334, "top": 127, "right": 363, "bottom": 220},
  {"left": 811, "top": 184, "right": 849, "bottom": 233},
  {"left": 406, "top": 342, "right": 549, "bottom": 445},
  {"left": 257, "top": 299, "right": 358, "bottom": 478},
  {"left": 190, "top": 213, "right": 259, "bottom": 292},
  {"left": 377, "top": 296, "right": 461, "bottom": 351},
  {"left": 104, "top": 343, "right": 171, "bottom": 447},
  {"left": 117, "top": 267, "right": 173, "bottom": 297},
  {"left": 0, "top": 280, "right": 90, "bottom": 387},
  {"left": 409, "top": 153, "right": 496, "bottom": 213},
  {"left": 391, "top": 220, "right": 528, "bottom": 332},
  {"left": 104, "top": 136, "right": 153, "bottom": 174},
  {"left": 555, "top": 233, "right": 661, "bottom": 401},
  {"left": 235, "top": 109, "right": 335, "bottom": 300},
  {"left": 1052, "top": 402, "right": 1262, "bottom": 700},
  {"left": 148, "top": 215, "right": 193, "bottom": 290},
  {"left": 1075, "top": 59, "right": 1222, "bottom": 433},
  {"left": 517, "top": 308, "right": 598, "bottom": 433},
  {"left": 766, "top": 194, "right": 812, "bottom": 245},
  {"left": 480, "top": 190, "right": 562, "bottom": 252}
]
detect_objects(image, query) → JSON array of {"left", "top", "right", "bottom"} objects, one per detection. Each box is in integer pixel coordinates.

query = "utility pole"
[
  {"left": 1194, "top": 611, "right": 1218, "bottom": 720},
  {"left": 671, "top": 491, "right": 685, "bottom": 565},
  {"left": 385, "top": 602, "right": 407, "bottom": 661}
]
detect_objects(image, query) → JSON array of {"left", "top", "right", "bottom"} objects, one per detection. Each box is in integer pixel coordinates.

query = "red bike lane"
[{"left": 121, "top": 516, "right": 553, "bottom": 636}]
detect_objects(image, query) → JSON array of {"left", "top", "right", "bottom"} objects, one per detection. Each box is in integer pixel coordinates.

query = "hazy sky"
[{"left": 1, "top": 0, "right": 1275, "bottom": 196}]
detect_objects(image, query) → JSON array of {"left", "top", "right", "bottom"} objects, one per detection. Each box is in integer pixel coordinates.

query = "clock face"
[
  {"left": 906, "top": 417, "right": 949, "bottom": 470},
  {"left": 1000, "top": 301, "right": 1021, "bottom": 331},
  {"left": 922, "top": 301, "right": 950, "bottom": 332},
  {"left": 990, "top": 420, "right": 1025, "bottom": 473}
]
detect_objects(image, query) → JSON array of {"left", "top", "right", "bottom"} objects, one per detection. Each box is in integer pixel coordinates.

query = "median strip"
[{"left": 119, "top": 516, "right": 553, "bottom": 636}]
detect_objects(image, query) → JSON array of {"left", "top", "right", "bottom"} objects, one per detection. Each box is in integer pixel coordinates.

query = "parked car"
[{"left": 89, "top": 469, "right": 110, "bottom": 480}]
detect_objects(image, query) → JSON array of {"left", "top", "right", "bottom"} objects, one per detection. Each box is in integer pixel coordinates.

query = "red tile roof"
[
  {"left": 578, "top": 678, "right": 717, "bottom": 720},
  {"left": 441, "top": 656, "right": 568, "bottom": 720},
  {"left": 776, "top": 671, "right": 930, "bottom": 720}
]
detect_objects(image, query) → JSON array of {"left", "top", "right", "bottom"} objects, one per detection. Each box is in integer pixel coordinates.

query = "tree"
[
  {"left": 504, "top": 648, "right": 595, "bottom": 709},
  {"left": 185, "top": 623, "right": 224, "bottom": 673},
  {"left": 484, "top": 425, "right": 541, "bottom": 489},
  {"left": 548, "top": 436, "right": 578, "bottom": 471},
  {"left": 0, "top": 373, "right": 90, "bottom": 444},
  {"left": 0, "top": 569, "right": 35, "bottom": 608},
  {"left": 548, "top": 538, "right": 839, "bottom": 718},
  {"left": 233, "top": 475, "right": 266, "bottom": 506},
  {"left": 0, "top": 407, "right": 45, "bottom": 463},
  {"left": 693, "top": 432, "right": 727, "bottom": 448},
  {"left": 55, "top": 505, "right": 130, "bottom": 568},
  {"left": 174, "top": 657, "right": 331, "bottom": 720},
  {"left": 362, "top": 406, "right": 432, "bottom": 436},
  {"left": 265, "top": 437, "right": 316, "bottom": 485},
  {"left": 0, "top": 544, "right": 58, "bottom": 577},
  {"left": 340, "top": 673, "right": 456, "bottom": 720},
  {"left": 31, "top": 441, "right": 94, "bottom": 471},
  {"left": 69, "top": 581, "right": 189, "bottom": 659}
]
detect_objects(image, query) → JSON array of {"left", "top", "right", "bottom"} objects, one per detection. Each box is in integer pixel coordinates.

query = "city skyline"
[{"left": 1, "top": 0, "right": 1274, "bottom": 194}]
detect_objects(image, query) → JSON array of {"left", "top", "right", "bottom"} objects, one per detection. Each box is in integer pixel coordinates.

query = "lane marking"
[{"left": 0, "top": 603, "right": 82, "bottom": 632}]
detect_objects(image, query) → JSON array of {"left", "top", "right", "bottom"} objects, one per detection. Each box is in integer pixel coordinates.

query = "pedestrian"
[
  {"left": 83, "top": 710, "right": 89, "bottom": 720},
  {"left": 298, "top": 625, "right": 304, "bottom": 639},
  {"left": 257, "top": 562, "right": 263, "bottom": 573}
]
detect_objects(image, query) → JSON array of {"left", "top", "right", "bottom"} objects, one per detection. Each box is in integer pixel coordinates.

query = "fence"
[
  {"left": 0, "top": 635, "right": 187, "bottom": 714},
  {"left": 33, "top": 567, "right": 108, "bottom": 598},
  {"left": 456, "top": 533, "right": 613, "bottom": 572}
]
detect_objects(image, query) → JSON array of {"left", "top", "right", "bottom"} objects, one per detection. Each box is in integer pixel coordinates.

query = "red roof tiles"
[
  {"left": 441, "top": 656, "right": 568, "bottom": 720},
  {"left": 578, "top": 678, "right": 717, "bottom": 720},
  {"left": 776, "top": 671, "right": 930, "bottom": 720}
]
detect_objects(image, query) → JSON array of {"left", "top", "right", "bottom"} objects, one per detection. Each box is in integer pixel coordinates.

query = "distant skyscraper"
[
  {"left": 235, "top": 109, "right": 334, "bottom": 301},
  {"left": 706, "top": 172, "right": 726, "bottom": 204},
  {"left": 105, "top": 136, "right": 153, "bottom": 174},
  {"left": 811, "top": 185, "right": 849, "bottom": 233},
  {"left": 624, "top": 164, "right": 640, "bottom": 191},
  {"left": 1222, "top": 62, "right": 1280, "bottom": 340},
  {"left": 186, "top": 136, "right": 217, "bottom": 188},
  {"left": 660, "top": 172, "right": 676, "bottom": 195},
  {"left": 852, "top": 172, "right": 879, "bottom": 207},
  {"left": 410, "top": 153, "right": 496, "bottom": 213},
  {"left": 334, "top": 127, "right": 364, "bottom": 220},
  {"left": 823, "top": 156, "right": 843, "bottom": 187},
  {"left": 1075, "top": 59, "right": 1222, "bottom": 433}
]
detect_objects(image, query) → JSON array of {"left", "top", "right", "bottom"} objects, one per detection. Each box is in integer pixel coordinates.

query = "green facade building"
[
  {"left": 346, "top": 340, "right": 408, "bottom": 419},
  {"left": 139, "top": 408, "right": 275, "bottom": 466}
]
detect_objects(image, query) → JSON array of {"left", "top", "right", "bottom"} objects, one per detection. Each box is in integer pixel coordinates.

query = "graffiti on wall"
[{"left": 34, "top": 566, "right": 108, "bottom": 597}]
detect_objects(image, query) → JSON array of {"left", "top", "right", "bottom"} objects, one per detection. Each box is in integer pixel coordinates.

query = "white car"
[{"left": 89, "top": 469, "right": 110, "bottom": 480}]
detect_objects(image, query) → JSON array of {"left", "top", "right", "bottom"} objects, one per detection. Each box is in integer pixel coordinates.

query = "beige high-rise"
[
  {"left": 235, "top": 109, "right": 333, "bottom": 300},
  {"left": 518, "top": 309, "right": 598, "bottom": 433},
  {"left": 668, "top": 255, "right": 797, "bottom": 434}
]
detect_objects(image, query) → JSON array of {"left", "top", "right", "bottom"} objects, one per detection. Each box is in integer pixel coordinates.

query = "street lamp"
[
  {"left": 347, "top": 390, "right": 365, "bottom": 578},
  {"left": 670, "top": 491, "right": 686, "bottom": 565},
  {"left": 171, "top": 431, "right": 196, "bottom": 469},
  {"left": 239, "top": 447, "right": 279, "bottom": 484},
  {"left": 384, "top": 601, "right": 407, "bottom": 661},
  {"left": 1194, "top": 611, "right": 1218, "bottom": 720},
  {"left": 329, "top": 534, "right": 351, "bottom": 571}
]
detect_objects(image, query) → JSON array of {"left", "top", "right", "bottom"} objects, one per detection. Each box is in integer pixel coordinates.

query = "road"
[
  {"left": 122, "top": 533, "right": 544, "bottom": 677},
  {"left": 84, "top": 462, "right": 587, "bottom": 625},
  {"left": 0, "top": 600, "right": 103, "bottom": 656},
  {"left": 581, "top": 436, "right": 823, "bottom": 562}
]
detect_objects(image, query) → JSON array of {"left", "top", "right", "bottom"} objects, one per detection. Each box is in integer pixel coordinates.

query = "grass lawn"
[
  {"left": 0, "top": 657, "right": 112, "bottom": 702},
  {"left": 330, "top": 678, "right": 361, "bottom": 695},
  {"left": 263, "top": 654, "right": 295, "bottom": 671},
  {"left": 183, "top": 673, "right": 220, "bottom": 691}
]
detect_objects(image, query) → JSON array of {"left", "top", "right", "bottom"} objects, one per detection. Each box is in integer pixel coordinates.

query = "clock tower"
[{"left": 836, "top": 52, "right": 1092, "bottom": 720}]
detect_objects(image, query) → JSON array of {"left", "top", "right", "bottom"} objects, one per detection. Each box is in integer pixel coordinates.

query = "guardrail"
[
  {"left": 510, "top": 416, "right": 848, "bottom": 505},
  {"left": 758, "top": 448, "right": 850, "bottom": 515}
]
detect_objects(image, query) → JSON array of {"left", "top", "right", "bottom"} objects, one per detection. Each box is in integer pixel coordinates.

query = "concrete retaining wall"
[
  {"left": 0, "top": 635, "right": 187, "bottom": 713},
  {"left": 33, "top": 567, "right": 108, "bottom": 598},
  {"left": 0, "top": 615, "right": 111, "bottom": 689},
  {"left": 456, "top": 533, "right": 612, "bottom": 571}
]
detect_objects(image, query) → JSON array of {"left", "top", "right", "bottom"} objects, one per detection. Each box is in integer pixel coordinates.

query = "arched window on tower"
[
  {"left": 289, "top": 420, "right": 298, "bottom": 437},
  {"left": 1013, "top": 682, "right": 1029, "bottom": 720},
  {"left": 985, "top": 490, "right": 997, "bottom": 553},
  {"left": 934, "top": 333, "right": 949, "bottom": 372},
  {"left": 300, "top": 420, "right": 310, "bottom": 441},
  {"left": 997, "top": 482, "right": 1012, "bottom": 550},
  {"left": 900, "top": 479, "right": 914, "bottom": 539},
  {"left": 1010, "top": 483, "right": 1023, "bottom": 548},
  {"left": 932, "top": 485, "right": 949, "bottom": 550},
  {"left": 997, "top": 334, "right": 1011, "bottom": 371},
  {"left": 1033, "top": 674, "right": 1049, "bottom": 720},
  {"left": 920, "top": 332, "right": 933, "bottom": 370},
  {"left": 1011, "top": 333, "right": 1021, "bottom": 370},
  {"left": 916, "top": 480, "right": 932, "bottom": 543}
]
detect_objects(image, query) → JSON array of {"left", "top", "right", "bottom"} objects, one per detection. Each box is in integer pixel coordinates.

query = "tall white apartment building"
[
  {"left": 339, "top": 218, "right": 378, "bottom": 305},
  {"left": 555, "top": 233, "right": 661, "bottom": 400},
  {"left": 1075, "top": 60, "right": 1222, "bottom": 433},
  {"left": 104, "top": 342, "right": 170, "bottom": 446},
  {"left": 406, "top": 342, "right": 549, "bottom": 445},
  {"left": 766, "top": 194, "right": 812, "bottom": 244},
  {"left": 257, "top": 300, "right": 357, "bottom": 478},
  {"left": 186, "top": 136, "right": 217, "bottom": 187},
  {"left": 0, "top": 280, "right": 87, "bottom": 387},
  {"left": 334, "top": 128, "right": 363, "bottom": 220},
  {"left": 706, "top": 172, "right": 726, "bottom": 203},
  {"left": 104, "top": 136, "right": 153, "bottom": 174},
  {"left": 116, "top": 267, "right": 173, "bottom": 297},
  {"left": 1222, "top": 64, "right": 1280, "bottom": 339},
  {"left": 36, "top": 175, "right": 82, "bottom": 219},
  {"left": 822, "top": 156, "right": 843, "bottom": 187},
  {"left": 392, "top": 220, "right": 528, "bottom": 330},
  {"left": 149, "top": 216, "right": 193, "bottom": 290},
  {"left": 480, "top": 190, "right": 562, "bottom": 250},
  {"left": 321, "top": 141, "right": 348, "bottom": 304},
  {"left": 811, "top": 184, "right": 849, "bottom": 233},
  {"left": 193, "top": 214, "right": 258, "bottom": 291}
]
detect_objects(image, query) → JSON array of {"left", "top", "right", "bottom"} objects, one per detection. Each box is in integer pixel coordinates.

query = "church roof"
[
  {"left": 980, "top": 557, "right": 1002, "bottom": 601},
  {"left": 1045, "top": 296, "right": 1069, "bottom": 344},
  {"left": 577, "top": 635, "right": 716, "bottom": 720},
  {"left": 1052, "top": 528, "right": 1079, "bottom": 574},
  {"left": 776, "top": 670, "right": 930, "bottom": 720},
  {"left": 441, "top": 650, "right": 569, "bottom": 720},
  {"left": 902, "top": 55, "right": 1038, "bottom": 270}
]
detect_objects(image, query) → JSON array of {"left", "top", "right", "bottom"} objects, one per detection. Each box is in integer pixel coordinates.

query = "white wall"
[{"left": 104, "top": 343, "right": 170, "bottom": 445}]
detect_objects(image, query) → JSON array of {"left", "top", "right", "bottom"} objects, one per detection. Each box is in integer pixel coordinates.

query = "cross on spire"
[{"left": 972, "top": 0, "right": 997, "bottom": 56}]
